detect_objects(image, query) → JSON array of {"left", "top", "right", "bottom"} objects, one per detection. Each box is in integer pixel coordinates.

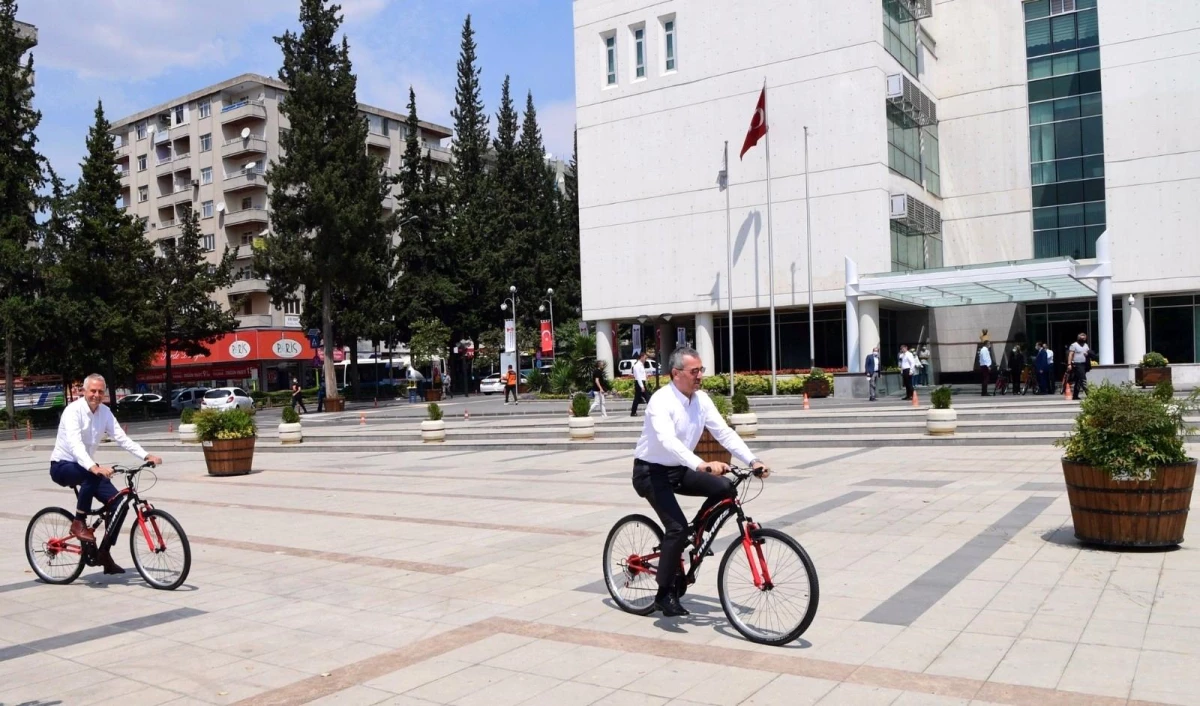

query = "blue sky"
[{"left": 20, "top": 0, "right": 576, "bottom": 185}]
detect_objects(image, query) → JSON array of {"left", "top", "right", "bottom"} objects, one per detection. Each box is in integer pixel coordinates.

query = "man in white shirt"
[
  {"left": 630, "top": 350, "right": 649, "bottom": 417},
  {"left": 899, "top": 345, "right": 916, "bottom": 400},
  {"left": 978, "top": 343, "right": 994, "bottom": 396},
  {"left": 49, "top": 374, "right": 162, "bottom": 574},
  {"left": 1068, "top": 333, "right": 1092, "bottom": 400},
  {"left": 631, "top": 347, "right": 770, "bottom": 617}
]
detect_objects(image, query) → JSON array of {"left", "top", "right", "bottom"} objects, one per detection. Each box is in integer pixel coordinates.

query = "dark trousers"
[
  {"left": 50, "top": 460, "right": 118, "bottom": 515},
  {"left": 1037, "top": 369, "right": 1049, "bottom": 394},
  {"left": 631, "top": 382, "right": 646, "bottom": 415},
  {"left": 316, "top": 394, "right": 325, "bottom": 413},
  {"left": 631, "top": 460, "right": 736, "bottom": 598},
  {"left": 504, "top": 384, "right": 517, "bottom": 403},
  {"left": 1072, "top": 363, "right": 1088, "bottom": 399},
  {"left": 979, "top": 365, "right": 991, "bottom": 395},
  {"left": 902, "top": 370, "right": 914, "bottom": 399},
  {"left": 291, "top": 394, "right": 308, "bottom": 413}
]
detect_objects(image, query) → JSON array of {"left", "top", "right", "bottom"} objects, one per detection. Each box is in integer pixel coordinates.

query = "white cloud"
[{"left": 538, "top": 98, "right": 576, "bottom": 160}]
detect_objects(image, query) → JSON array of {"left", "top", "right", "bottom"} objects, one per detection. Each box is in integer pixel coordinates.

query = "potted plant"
[
  {"left": 193, "top": 408, "right": 257, "bottom": 477},
  {"left": 926, "top": 386, "right": 957, "bottom": 436},
  {"left": 178, "top": 407, "right": 198, "bottom": 444},
  {"left": 568, "top": 393, "right": 595, "bottom": 440},
  {"left": 1135, "top": 351, "right": 1171, "bottom": 388},
  {"left": 803, "top": 368, "right": 833, "bottom": 398},
  {"left": 421, "top": 402, "right": 446, "bottom": 442},
  {"left": 696, "top": 394, "right": 734, "bottom": 464},
  {"left": 278, "top": 406, "right": 302, "bottom": 444},
  {"left": 1056, "top": 381, "right": 1197, "bottom": 547},
  {"left": 729, "top": 391, "right": 757, "bottom": 437}
]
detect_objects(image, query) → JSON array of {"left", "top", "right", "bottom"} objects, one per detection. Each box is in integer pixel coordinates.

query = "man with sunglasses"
[{"left": 631, "top": 346, "right": 771, "bottom": 617}]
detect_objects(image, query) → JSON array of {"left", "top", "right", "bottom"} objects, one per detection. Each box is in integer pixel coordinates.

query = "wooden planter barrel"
[
  {"left": 324, "top": 397, "right": 345, "bottom": 413},
  {"left": 1062, "top": 459, "right": 1195, "bottom": 547},
  {"left": 202, "top": 437, "right": 255, "bottom": 477},
  {"left": 696, "top": 428, "right": 731, "bottom": 465},
  {"left": 1134, "top": 367, "right": 1171, "bottom": 388},
  {"left": 804, "top": 379, "right": 831, "bottom": 399}
]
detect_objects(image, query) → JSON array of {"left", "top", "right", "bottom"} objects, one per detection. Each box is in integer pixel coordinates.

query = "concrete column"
[
  {"left": 595, "top": 319, "right": 614, "bottom": 381},
  {"left": 1095, "top": 232, "right": 1114, "bottom": 365},
  {"left": 1123, "top": 293, "right": 1146, "bottom": 365},
  {"left": 695, "top": 312, "right": 715, "bottom": 374},
  {"left": 859, "top": 299, "right": 881, "bottom": 364},
  {"left": 846, "top": 257, "right": 860, "bottom": 373},
  {"left": 657, "top": 322, "right": 674, "bottom": 367}
]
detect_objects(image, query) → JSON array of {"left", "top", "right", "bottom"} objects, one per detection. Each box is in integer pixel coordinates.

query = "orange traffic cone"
[
  {"left": 1064, "top": 379, "right": 1072, "bottom": 400},
  {"left": 464, "top": 409, "right": 470, "bottom": 420},
  {"left": 803, "top": 393, "right": 810, "bottom": 410},
  {"left": 168, "top": 421, "right": 174, "bottom": 433},
  {"left": 912, "top": 391, "right": 919, "bottom": 407},
  {"left": 359, "top": 412, "right": 366, "bottom": 425}
]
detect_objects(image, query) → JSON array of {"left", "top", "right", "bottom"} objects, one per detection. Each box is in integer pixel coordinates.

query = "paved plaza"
[{"left": 1, "top": 439, "right": 1198, "bottom": 705}]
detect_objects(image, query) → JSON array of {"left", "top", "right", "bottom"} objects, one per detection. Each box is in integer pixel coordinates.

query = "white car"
[
  {"left": 617, "top": 359, "right": 661, "bottom": 378},
  {"left": 479, "top": 373, "right": 527, "bottom": 394},
  {"left": 201, "top": 387, "right": 255, "bottom": 413}
]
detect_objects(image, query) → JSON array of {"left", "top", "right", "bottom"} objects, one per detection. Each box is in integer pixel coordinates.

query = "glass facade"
[
  {"left": 890, "top": 221, "right": 943, "bottom": 273},
  {"left": 1024, "top": 298, "right": 1124, "bottom": 367},
  {"left": 1024, "top": 0, "right": 1105, "bottom": 259},
  {"left": 714, "top": 309, "right": 847, "bottom": 372},
  {"left": 1147, "top": 295, "right": 1200, "bottom": 364},
  {"left": 883, "top": 0, "right": 918, "bottom": 76}
]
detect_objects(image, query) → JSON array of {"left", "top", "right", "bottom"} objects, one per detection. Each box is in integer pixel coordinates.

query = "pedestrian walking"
[
  {"left": 977, "top": 343, "right": 993, "bottom": 396},
  {"left": 290, "top": 378, "right": 308, "bottom": 414},
  {"left": 1069, "top": 333, "right": 1092, "bottom": 400},
  {"left": 590, "top": 361, "right": 609, "bottom": 418},
  {"left": 865, "top": 346, "right": 882, "bottom": 401},
  {"left": 630, "top": 351, "right": 649, "bottom": 416},
  {"left": 899, "top": 345, "right": 917, "bottom": 400},
  {"left": 503, "top": 365, "right": 518, "bottom": 405},
  {"left": 316, "top": 380, "right": 326, "bottom": 413},
  {"left": 443, "top": 371, "right": 453, "bottom": 399}
]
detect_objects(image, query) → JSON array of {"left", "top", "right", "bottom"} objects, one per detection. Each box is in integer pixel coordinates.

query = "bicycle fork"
[{"left": 739, "top": 521, "right": 774, "bottom": 590}]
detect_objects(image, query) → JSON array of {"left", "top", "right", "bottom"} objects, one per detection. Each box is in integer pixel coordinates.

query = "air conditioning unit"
[
  {"left": 191, "top": 179, "right": 199, "bottom": 186},
  {"left": 885, "top": 74, "right": 938, "bottom": 127},
  {"left": 890, "top": 194, "right": 942, "bottom": 235},
  {"left": 890, "top": 194, "right": 908, "bottom": 219},
  {"left": 886, "top": 74, "right": 904, "bottom": 101}
]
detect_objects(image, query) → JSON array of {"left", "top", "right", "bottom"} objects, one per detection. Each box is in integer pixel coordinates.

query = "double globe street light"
[{"left": 500, "top": 285, "right": 519, "bottom": 373}]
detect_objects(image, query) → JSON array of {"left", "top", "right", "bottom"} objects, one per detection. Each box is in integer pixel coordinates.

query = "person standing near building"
[
  {"left": 590, "top": 360, "right": 610, "bottom": 418},
  {"left": 1034, "top": 342, "right": 1050, "bottom": 394},
  {"left": 917, "top": 344, "right": 931, "bottom": 386},
  {"left": 316, "top": 379, "right": 326, "bottom": 413},
  {"left": 1068, "top": 333, "right": 1092, "bottom": 400},
  {"left": 977, "top": 343, "right": 993, "bottom": 396},
  {"left": 1008, "top": 345, "right": 1025, "bottom": 395},
  {"left": 504, "top": 365, "right": 518, "bottom": 405},
  {"left": 630, "top": 350, "right": 649, "bottom": 416},
  {"left": 290, "top": 378, "right": 308, "bottom": 414},
  {"left": 899, "top": 345, "right": 916, "bottom": 401},
  {"left": 865, "top": 346, "right": 882, "bottom": 402}
]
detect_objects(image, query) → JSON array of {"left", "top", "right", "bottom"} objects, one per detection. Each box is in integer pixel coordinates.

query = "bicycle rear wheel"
[
  {"left": 602, "top": 514, "right": 663, "bottom": 616},
  {"left": 25, "top": 508, "right": 86, "bottom": 585},
  {"left": 130, "top": 508, "right": 191, "bottom": 590},
  {"left": 717, "top": 527, "right": 818, "bottom": 645}
]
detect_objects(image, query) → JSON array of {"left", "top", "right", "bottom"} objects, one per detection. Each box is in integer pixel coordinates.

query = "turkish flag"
[
  {"left": 540, "top": 320, "right": 554, "bottom": 353},
  {"left": 739, "top": 87, "right": 768, "bottom": 160}
]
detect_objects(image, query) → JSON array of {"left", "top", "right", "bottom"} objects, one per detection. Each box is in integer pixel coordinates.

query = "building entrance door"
[{"left": 1048, "top": 319, "right": 1090, "bottom": 387}]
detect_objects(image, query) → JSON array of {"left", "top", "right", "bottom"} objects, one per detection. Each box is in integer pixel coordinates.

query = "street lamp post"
[
  {"left": 500, "top": 284, "right": 519, "bottom": 375},
  {"left": 539, "top": 287, "right": 555, "bottom": 359}
]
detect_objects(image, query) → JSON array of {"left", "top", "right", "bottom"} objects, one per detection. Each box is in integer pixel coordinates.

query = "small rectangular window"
[
  {"left": 136, "top": 121, "right": 147, "bottom": 140},
  {"left": 202, "top": 234, "right": 215, "bottom": 251},
  {"left": 198, "top": 100, "right": 211, "bottom": 119},
  {"left": 664, "top": 20, "right": 676, "bottom": 71},
  {"left": 174, "top": 105, "right": 185, "bottom": 125},
  {"left": 138, "top": 186, "right": 148, "bottom": 203},
  {"left": 201, "top": 166, "right": 212, "bottom": 184},
  {"left": 241, "top": 196, "right": 253, "bottom": 210},
  {"left": 634, "top": 28, "right": 645, "bottom": 79},
  {"left": 202, "top": 200, "right": 214, "bottom": 218},
  {"left": 605, "top": 35, "right": 617, "bottom": 85},
  {"left": 137, "top": 155, "right": 147, "bottom": 171},
  {"left": 200, "top": 133, "right": 211, "bottom": 152}
]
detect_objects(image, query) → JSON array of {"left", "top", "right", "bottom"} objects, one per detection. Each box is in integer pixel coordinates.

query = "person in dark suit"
[
  {"left": 1034, "top": 342, "right": 1050, "bottom": 394},
  {"left": 865, "top": 346, "right": 881, "bottom": 401}
]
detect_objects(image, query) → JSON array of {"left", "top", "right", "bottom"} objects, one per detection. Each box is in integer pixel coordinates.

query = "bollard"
[
  {"left": 359, "top": 412, "right": 366, "bottom": 425},
  {"left": 168, "top": 421, "right": 174, "bottom": 433},
  {"left": 464, "top": 409, "right": 470, "bottom": 420},
  {"left": 26, "top": 419, "right": 32, "bottom": 440},
  {"left": 374, "top": 397, "right": 378, "bottom": 408},
  {"left": 912, "top": 391, "right": 919, "bottom": 407},
  {"left": 802, "top": 393, "right": 810, "bottom": 411}
]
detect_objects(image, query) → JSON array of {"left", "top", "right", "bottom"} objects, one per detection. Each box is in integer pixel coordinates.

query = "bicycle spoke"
[{"left": 719, "top": 530, "right": 818, "bottom": 644}]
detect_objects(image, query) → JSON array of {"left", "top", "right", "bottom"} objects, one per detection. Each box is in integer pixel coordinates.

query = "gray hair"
[
  {"left": 83, "top": 373, "right": 106, "bottom": 389},
  {"left": 669, "top": 346, "right": 700, "bottom": 372}
]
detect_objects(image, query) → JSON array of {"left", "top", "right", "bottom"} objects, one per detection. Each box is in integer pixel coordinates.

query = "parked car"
[
  {"left": 617, "top": 359, "right": 661, "bottom": 377},
  {"left": 116, "top": 393, "right": 163, "bottom": 408},
  {"left": 170, "top": 387, "right": 210, "bottom": 411},
  {"left": 201, "top": 387, "right": 255, "bottom": 413},
  {"left": 479, "top": 373, "right": 528, "bottom": 394}
]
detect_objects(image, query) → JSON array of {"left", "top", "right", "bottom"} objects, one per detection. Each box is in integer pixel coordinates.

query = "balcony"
[
  {"left": 222, "top": 136, "right": 268, "bottom": 159},
  {"left": 426, "top": 144, "right": 452, "bottom": 163},
  {"left": 153, "top": 129, "right": 170, "bottom": 145},
  {"left": 381, "top": 195, "right": 395, "bottom": 211},
  {"left": 223, "top": 207, "right": 269, "bottom": 227},
  {"left": 229, "top": 277, "right": 269, "bottom": 295},
  {"left": 223, "top": 168, "right": 267, "bottom": 193},
  {"left": 366, "top": 132, "right": 390, "bottom": 150},
  {"left": 161, "top": 186, "right": 194, "bottom": 206},
  {"left": 235, "top": 313, "right": 273, "bottom": 329},
  {"left": 155, "top": 156, "right": 176, "bottom": 176},
  {"left": 169, "top": 123, "right": 190, "bottom": 140},
  {"left": 114, "top": 142, "right": 130, "bottom": 158},
  {"left": 156, "top": 219, "right": 181, "bottom": 239},
  {"left": 220, "top": 100, "right": 267, "bottom": 125}
]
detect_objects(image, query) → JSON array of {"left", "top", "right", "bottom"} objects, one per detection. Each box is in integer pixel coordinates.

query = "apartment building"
[{"left": 573, "top": 0, "right": 1200, "bottom": 386}]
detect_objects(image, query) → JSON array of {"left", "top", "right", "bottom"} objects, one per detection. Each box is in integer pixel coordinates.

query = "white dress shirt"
[
  {"left": 899, "top": 351, "right": 916, "bottom": 371},
  {"left": 634, "top": 383, "right": 756, "bottom": 470},
  {"left": 632, "top": 361, "right": 648, "bottom": 386},
  {"left": 978, "top": 346, "right": 993, "bottom": 367},
  {"left": 50, "top": 397, "right": 148, "bottom": 471}
]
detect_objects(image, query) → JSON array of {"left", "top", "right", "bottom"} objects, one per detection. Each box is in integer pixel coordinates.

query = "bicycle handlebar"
[{"left": 111, "top": 461, "right": 156, "bottom": 474}]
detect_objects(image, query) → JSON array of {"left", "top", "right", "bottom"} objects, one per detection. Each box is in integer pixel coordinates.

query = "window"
[
  {"left": 604, "top": 34, "right": 617, "bottom": 85},
  {"left": 633, "top": 27, "right": 645, "bottom": 79},
  {"left": 283, "top": 299, "right": 301, "bottom": 315},
  {"left": 664, "top": 19, "right": 676, "bottom": 71},
  {"left": 137, "top": 186, "right": 148, "bottom": 203},
  {"left": 136, "top": 121, "right": 147, "bottom": 140},
  {"left": 198, "top": 100, "right": 210, "bottom": 119},
  {"left": 159, "top": 238, "right": 175, "bottom": 254},
  {"left": 137, "top": 155, "right": 147, "bottom": 171},
  {"left": 921, "top": 125, "right": 941, "bottom": 197},
  {"left": 201, "top": 234, "right": 215, "bottom": 251},
  {"left": 202, "top": 200, "right": 214, "bottom": 218},
  {"left": 241, "top": 196, "right": 253, "bottom": 210},
  {"left": 173, "top": 105, "right": 186, "bottom": 125},
  {"left": 201, "top": 166, "right": 212, "bottom": 185},
  {"left": 882, "top": 0, "right": 918, "bottom": 76},
  {"left": 887, "top": 105, "right": 922, "bottom": 185},
  {"left": 200, "top": 133, "right": 211, "bottom": 152},
  {"left": 890, "top": 221, "right": 943, "bottom": 273}
]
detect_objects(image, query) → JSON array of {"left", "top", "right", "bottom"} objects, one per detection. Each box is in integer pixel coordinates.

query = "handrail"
[{"left": 221, "top": 99, "right": 265, "bottom": 113}]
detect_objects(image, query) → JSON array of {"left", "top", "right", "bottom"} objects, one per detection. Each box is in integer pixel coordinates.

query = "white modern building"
[{"left": 573, "top": 0, "right": 1200, "bottom": 385}]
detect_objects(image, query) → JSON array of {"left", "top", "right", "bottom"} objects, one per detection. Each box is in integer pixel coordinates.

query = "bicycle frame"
[{"left": 48, "top": 471, "right": 163, "bottom": 565}]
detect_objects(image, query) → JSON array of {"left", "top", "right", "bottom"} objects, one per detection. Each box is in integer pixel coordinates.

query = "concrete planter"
[
  {"left": 420, "top": 419, "right": 446, "bottom": 442},
  {"left": 178, "top": 423, "right": 198, "bottom": 444},
  {"left": 925, "top": 408, "right": 958, "bottom": 436},
  {"left": 730, "top": 412, "right": 758, "bottom": 438},
  {"left": 568, "top": 416, "right": 595, "bottom": 440},
  {"left": 277, "top": 422, "right": 303, "bottom": 444}
]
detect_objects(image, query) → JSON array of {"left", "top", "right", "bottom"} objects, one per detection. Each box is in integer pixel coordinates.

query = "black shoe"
[{"left": 654, "top": 593, "right": 689, "bottom": 617}]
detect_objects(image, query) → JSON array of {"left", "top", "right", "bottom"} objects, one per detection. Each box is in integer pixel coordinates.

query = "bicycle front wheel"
[
  {"left": 129, "top": 508, "right": 191, "bottom": 590},
  {"left": 718, "top": 527, "right": 818, "bottom": 645},
  {"left": 26, "top": 507, "right": 86, "bottom": 585},
  {"left": 602, "top": 514, "right": 663, "bottom": 616}
]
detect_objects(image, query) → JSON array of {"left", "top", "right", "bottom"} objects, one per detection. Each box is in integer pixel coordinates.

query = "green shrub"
[
  {"left": 710, "top": 393, "right": 732, "bottom": 421},
  {"left": 571, "top": 392, "right": 591, "bottom": 417},
  {"left": 1153, "top": 380, "right": 1174, "bottom": 403},
  {"left": 1056, "top": 382, "right": 1197, "bottom": 479},
  {"left": 931, "top": 386, "right": 953, "bottom": 409},
  {"left": 702, "top": 374, "right": 730, "bottom": 393},
  {"left": 549, "top": 359, "right": 576, "bottom": 394},
  {"left": 180, "top": 407, "right": 196, "bottom": 425},
  {"left": 610, "top": 378, "right": 635, "bottom": 397},
  {"left": 806, "top": 367, "right": 833, "bottom": 383},
  {"left": 193, "top": 408, "right": 257, "bottom": 441},
  {"left": 281, "top": 407, "right": 300, "bottom": 424},
  {"left": 427, "top": 402, "right": 443, "bottom": 421},
  {"left": 736, "top": 374, "right": 770, "bottom": 395},
  {"left": 525, "top": 367, "right": 548, "bottom": 394},
  {"left": 1141, "top": 352, "right": 1169, "bottom": 368},
  {"left": 732, "top": 391, "right": 750, "bottom": 414},
  {"left": 777, "top": 376, "right": 806, "bottom": 395}
]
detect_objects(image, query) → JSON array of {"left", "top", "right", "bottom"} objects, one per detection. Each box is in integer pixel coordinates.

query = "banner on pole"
[
  {"left": 677, "top": 327, "right": 687, "bottom": 347},
  {"left": 632, "top": 324, "right": 642, "bottom": 354},
  {"left": 504, "top": 320, "right": 516, "bottom": 353},
  {"left": 540, "top": 320, "right": 554, "bottom": 353}
]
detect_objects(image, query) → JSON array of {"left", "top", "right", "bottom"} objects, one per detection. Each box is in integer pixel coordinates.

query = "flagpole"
[
  {"left": 763, "top": 78, "right": 778, "bottom": 396},
  {"left": 804, "top": 125, "right": 815, "bottom": 369},
  {"left": 724, "top": 141, "right": 735, "bottom": 398}
]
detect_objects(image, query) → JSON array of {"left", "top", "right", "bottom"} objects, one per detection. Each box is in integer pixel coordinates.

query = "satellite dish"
[
  {"left": 216, "top": 202, "right": 226, "bottom": 213},
  {"left": 240, "top": 127, "right": 250, "bottom": 139},
  {"left": 244, "top": 162, "right": 256, "bottom": 171}
]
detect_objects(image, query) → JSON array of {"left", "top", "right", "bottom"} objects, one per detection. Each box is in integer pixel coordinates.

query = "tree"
[
  {"left": 0, "top": 0, "right": 44, "bottom": 423},
  {"left": 256, "top": 0, "right": 395, "bottom": 403},
  {"left": 558, "top": 130, "right": 582, "bottom": 316},
  {"left": 407, "top": 318, "right": 450, "bottom": 370},
  {"left": 152, "top": 207, "right": 237, "bottom": 397}
]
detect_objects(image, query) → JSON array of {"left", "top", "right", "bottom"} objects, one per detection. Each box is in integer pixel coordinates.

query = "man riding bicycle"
[
  {"left": 49, "top": 374, "right": 162, "bottom": 574},
  {"left": 631, "top": 346, "right": 770, "bottom": 617}
]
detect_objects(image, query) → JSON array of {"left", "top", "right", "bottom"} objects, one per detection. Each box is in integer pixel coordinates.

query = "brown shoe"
[
  {"left": 98, "top": 549, "right": 125, "bottom": 575},
  {"left": 69, "top": 518, "right": 96, "bottom": 543}
]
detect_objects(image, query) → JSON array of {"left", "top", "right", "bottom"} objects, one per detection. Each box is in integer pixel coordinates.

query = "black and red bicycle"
[
  {"left": 603, "top": 466, "right": 818, "bottom": 645},
  {"left": 24, "top": 462, "right": 191, "bottom": 590}
]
